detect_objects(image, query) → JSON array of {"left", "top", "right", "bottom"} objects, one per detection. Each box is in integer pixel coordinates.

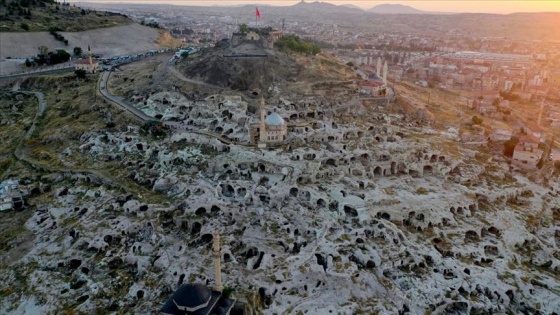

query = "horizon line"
[{"left": 68, "top": 0, "right": 560, "bottom": 15}]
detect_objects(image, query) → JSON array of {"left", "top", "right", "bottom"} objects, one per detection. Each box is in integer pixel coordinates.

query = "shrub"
[
  {"left": 140, "top": 121, "right": 170, "bottom": 140},
  {"left": 74, "top": 69, "right": 87, "bottom": 79},
  {"left": 274, "top": 34, "right": 321, "bottom": 55},
  {"left": 472, "top": 116, "right": 483, "bottom": 125},
  {"left": 20, "top": 22, "right": 29, "bottom": 31}
]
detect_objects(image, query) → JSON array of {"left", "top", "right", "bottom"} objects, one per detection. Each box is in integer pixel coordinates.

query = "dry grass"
[
  {"left": 155, "top": 30, "right": 183, "bottom": 49},
  {"left": 0, "top": 92, "right": 37, "bottom": 177}
]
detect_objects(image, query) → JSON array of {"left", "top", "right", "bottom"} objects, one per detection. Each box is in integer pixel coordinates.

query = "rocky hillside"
[
  {"left": 1, "top": 46, "right": 560, "bottom": 314},
  {"left": 179, "top": 41, "right": 350, "bottom": 95},
  {"left": 0, "top": 0, "right": 131, "bottom": 32}
]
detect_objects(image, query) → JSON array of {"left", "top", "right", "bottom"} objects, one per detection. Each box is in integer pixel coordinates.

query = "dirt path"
[
  {"left": 167, "top": 64, "right": 226, "bottom": 91},
  {"left": 9, "top": 90, "right": 127, "bottom": 190}
]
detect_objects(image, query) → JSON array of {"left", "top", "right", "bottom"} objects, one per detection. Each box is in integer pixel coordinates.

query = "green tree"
[
  {"left": 56, "top": 49, "right": 70, "bottom": 62},
  {"left": 222, "top": 286, "right": 234, "bottom": 299},
  {"left": 239, "top": 23, "right": 248, "bottom": 33},
  {"left": 273, "top": 34, "right": 321, "bottom": 55},
  {"left": 25, "top": 59, "right": 32, "bottom": 67},
  {"left": 73, "top": 46, "right": 82, "bottom": 56},
  {"left": 38, "top": 46, "right": 49, "bottom": 55},
  {"left": 181, "top": 51, "right": 189, "bottom": 59},
  {"left": 140, "top": 121, "right": 170, "bottom": 140},
  {"left": 20, "top": 22, "right": 29, "bottom": 31},
  {"left": 74, "top": 69, "right": 87, "bottom": 79}
]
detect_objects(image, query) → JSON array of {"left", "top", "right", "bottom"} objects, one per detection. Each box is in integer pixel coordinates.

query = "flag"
[{"left": 256, "top": 7, "right": 261, "bottom": 18}]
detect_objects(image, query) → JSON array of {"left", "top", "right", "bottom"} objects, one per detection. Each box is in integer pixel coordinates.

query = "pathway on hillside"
[
  {"left": 167, "top": 64, "right": 225, "bottom": 91},
  {"left": 8, "top": 90, "right": 126, "bottom": 189},
  {"left": 99, "top": 71, "right": 153, "bottom": 121},
  {"left": 99, "top": 69, "right": 252, "bottom": 148}
]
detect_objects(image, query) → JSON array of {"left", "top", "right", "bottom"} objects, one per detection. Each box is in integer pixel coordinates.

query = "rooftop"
[
  {"left": 519, "top": 134, "right": 540, "bottom": 144},
  {"left": 160, "top": 284, "right": 235, "bottom": 315},
  {"left": 266, "top": 112, "right": 285, "bottom": 126},
  {"left": 75, "top": 59, "right": 98, "bottom": 65}
]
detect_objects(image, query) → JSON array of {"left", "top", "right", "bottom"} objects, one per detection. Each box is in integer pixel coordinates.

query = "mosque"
[
  {"left": 249, "top": 97, "right": 288, "bottom": 148},
  {"left": 160, "top": 231, "right": 237, "bottom": 315}
]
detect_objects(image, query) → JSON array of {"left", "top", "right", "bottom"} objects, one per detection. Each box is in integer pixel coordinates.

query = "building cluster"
[
  {"left": 0, "top": 179, "right": 26, "bottom": 211},
  {"left": 79, "top": 3, "right": 559, "bottom": 172}
]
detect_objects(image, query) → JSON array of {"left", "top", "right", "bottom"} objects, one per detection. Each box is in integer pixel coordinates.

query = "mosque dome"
[
  {"left": 265, "top": 112, "right": 285, "bottom": 126},
  {"left": 172, "top": 284, "right": 212, "bottom": 311}
]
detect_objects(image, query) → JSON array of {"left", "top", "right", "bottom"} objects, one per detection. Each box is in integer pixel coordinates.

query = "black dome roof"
[{"left": 173, "top": 284, "right": 212, "bottom": 308}]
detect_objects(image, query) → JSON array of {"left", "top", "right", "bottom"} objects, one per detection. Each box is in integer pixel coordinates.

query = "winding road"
[
  {"left": 98, "top": 68, "right": 248, "bottom": 147},
  {"left": 99, "top": 70, "right": 153, "bottom": 121}
]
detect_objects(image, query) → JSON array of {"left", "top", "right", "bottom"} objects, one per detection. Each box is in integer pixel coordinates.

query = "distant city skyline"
[{"left": 70, "top": 0, "right": 560, "bottom": 14}]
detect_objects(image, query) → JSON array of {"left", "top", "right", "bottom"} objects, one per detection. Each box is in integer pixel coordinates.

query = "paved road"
[
  {"left": 99, "top": 70, "right": 247, "bottom": 147},
  {"left": 99, "top": 71, "right": 153, "bottom": 121},
  {"left": 0, "top": 65, "right": 74, "bottom": 80}
]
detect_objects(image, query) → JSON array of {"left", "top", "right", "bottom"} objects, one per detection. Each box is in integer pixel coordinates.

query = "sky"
[{"left": 72, "top": 0, "right": 560, "bottom": 14}]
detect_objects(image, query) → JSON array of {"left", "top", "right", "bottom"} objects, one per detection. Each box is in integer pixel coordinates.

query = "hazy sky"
[{"left": 74, "top": 0, "right": 560, "bottom": 14}]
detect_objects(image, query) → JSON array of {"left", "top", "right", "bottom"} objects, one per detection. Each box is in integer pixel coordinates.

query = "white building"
[
  {"left": 0, "top": 180, "right": 22, "bottom": 211},
  {"left": 256, "top": 98, "right": 287, "bottom": 148},
  {"left": 74, "top": 56, "right": 99, "bottom": 74}
]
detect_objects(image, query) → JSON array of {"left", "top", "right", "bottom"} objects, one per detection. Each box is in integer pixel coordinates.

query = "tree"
[
  {"left": 140, "top": 121, "right": 170, "bottom": 140},
  {"left": 38, "top": 46, "right": 49, "bottom": 55},
  {"left": 20, "top": 22, "right": 29, "bottom": 31},
  {"left": 25, "top": 59, "right": 32, "bottom": 67},
  {"left": 56, "top": 49, "right": 70, "bottom": 62},
  {"left": 181, "top": 51, "right": 189, "bottom": 59},
  {"left": 239, "top": 23, "right": 248, "bottom": 33},
  {"left": 472, "top": 115, "right": 483, "bottom": 125},
  {"left": 74, "top": 69, "right": 87, "bottom": 79},
  {"left": 73, "top": 46, "right": 82, "bottom": 56},
  {"left": 273, "top": 34, "right": 321, "bottom": 55}
]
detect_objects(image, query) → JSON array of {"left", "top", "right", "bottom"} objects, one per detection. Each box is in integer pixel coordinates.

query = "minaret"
[
  {"left": 537, "top": 98, "right": 545, "bottom": 126},
  {"left": 212, "top": 230, "right": 223, "bottom": 292},
  {"left": 258, "top": 97, "right": 267, "bottom": 147},
  {"left": 376, "top": 57, "right": 382, "bottom": 77},
  {"left": 383, "top": 60, "right": 388, "bottom": 85},
  {"left": 88, "top": 44, "right": 92, "bottom": 66}
]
